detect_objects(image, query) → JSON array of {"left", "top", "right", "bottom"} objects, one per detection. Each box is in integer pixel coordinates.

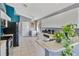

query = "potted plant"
[
  {"left": 63, "top": 24, "right": 77, "bottom": 38},
  {"left": 54, "top": 31, "right": 65, "bottom": 43},
  {"left": 62, "top": 24, "right": 77, "bottom": 56},
  {"left": 53, "top": 24, "right": 77, "bottom": 56}
]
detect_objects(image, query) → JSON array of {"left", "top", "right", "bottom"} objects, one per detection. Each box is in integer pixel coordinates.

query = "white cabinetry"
[{"left": 0, "top": 40, "right": 6, "bottom": 56}]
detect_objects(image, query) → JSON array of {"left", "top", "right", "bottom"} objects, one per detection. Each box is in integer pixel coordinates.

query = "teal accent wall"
[
  {"left": 0, "top": 4, "right": 20, "bottom": 35},
  {"left": 5, "top": 4, "right": 20, "bottom": 22},
  {"left": 14, "top": 15, "right": 20, "bottom": 22}
]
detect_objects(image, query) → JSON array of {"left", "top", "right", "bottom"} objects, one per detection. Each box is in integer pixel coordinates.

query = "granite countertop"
[{"left": 36, "top": 36, "right": 79, "bottom": 52}]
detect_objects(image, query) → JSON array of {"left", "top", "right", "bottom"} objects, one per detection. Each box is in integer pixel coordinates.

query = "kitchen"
[
  {"left": 0, "top": 3, "right": 20, "bottom": 56},
  {"left": 0, "top": 3, "right": 79, "bottom": 56}
]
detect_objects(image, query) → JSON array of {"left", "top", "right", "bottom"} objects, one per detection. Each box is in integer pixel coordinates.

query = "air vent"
[{"left": 23, "top": 4, "right": 28, "bottom": 7}]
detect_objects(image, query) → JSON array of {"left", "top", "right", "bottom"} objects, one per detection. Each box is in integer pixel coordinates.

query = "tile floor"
[{"left": 12, "top": 37, "right": 45, "bottom": 56}]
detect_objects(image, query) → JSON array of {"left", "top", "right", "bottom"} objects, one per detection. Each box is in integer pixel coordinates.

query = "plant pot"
[
  {"left": 56, "top": 39, "right": 61, "bottom": 43},
  {"left": 49, "top": 39, "right": 55, "bottom": 41}
]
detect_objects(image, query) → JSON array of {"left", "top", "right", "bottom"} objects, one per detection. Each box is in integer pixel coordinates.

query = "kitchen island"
[
  {"left": 0, "top": 34, "right": 13, "bottom": 56},
  {"left": 37, "top": 33, "right": 79, "bottom": 56},
  {"left": 0, "top": 40, "right": 6, "bottom": 56}
]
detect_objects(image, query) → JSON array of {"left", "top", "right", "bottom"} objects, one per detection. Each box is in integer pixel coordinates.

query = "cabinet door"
[
  {"left": 1, "top": 41, "right": 6, "bottom": 56},
  {"left": 8, "top": 38, "right": 13, "bottom": 56}
]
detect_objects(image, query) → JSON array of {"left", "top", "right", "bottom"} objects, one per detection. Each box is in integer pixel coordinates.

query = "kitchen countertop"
[
  {"left": 1, "top": 34, "right": 13, "bottom": 37},
  {"left": 36, "top": 36, "right": 79, "bottom": 52},
  {"left": 43, "top": 33, "right": 51, "bottom": 36},
  {"left": 0, "top": 34, "right": 13, "bottom": 47}
]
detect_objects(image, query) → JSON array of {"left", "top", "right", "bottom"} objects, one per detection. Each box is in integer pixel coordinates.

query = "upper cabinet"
[
  {"left": 0, "top": 10, "right": 11, "bottom": 21},
  {"left": 0, "top": 3, "right": 6, "bottom": 12},
  {"left": 0, "top": 3, "right": 11, "bottom": 28},
  {"left": 0, "top": 9, "right": 11, "bottom": 28}
]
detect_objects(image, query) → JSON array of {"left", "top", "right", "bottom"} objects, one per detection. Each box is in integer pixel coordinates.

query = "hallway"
[{"left": 12, "top": 37, "right": 45, "bottom": 56}]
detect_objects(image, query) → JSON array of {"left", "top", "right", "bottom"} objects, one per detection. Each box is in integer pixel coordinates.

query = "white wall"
[
  {"left": 41, "top": 8, "right": 78, "bottom": 28},
  {"left": 21, "top": 22, "right": 30, "bottom": 36},
  {"left": 78, "top": 8, "right": 79, "bottom": 28},
  {"left": 19, "top": 16, "right": 30, "bottom": 36},
  {"left": 18, "top": 16, "right": 31, "bottom": 44},
  {"left": 20, "top": 16, "right": 31, "bottom": 22}
]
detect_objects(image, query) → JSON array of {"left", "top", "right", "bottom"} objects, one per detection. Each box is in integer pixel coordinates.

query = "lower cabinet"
[
  {"left": 8, "top": 37, "right": 13, "bottom": 56},
  {"left": 0, "top": 37, "right": 13, "bottom": 56},
  {"left": 73, "top": 45, "right": 79, "bottom": 56},
  {"left": 45, "top": 44, "right": 79, "bottom": 56},
  {"left": 0, "top": 40, "right": 6, "bottom": 56}
]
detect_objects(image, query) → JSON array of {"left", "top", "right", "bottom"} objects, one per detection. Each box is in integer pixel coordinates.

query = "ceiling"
[{"left": 6, "top": 3, "right": 74, "bottom": 20}]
